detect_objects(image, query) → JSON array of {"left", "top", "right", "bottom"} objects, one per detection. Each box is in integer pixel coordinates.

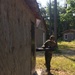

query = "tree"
[
  {"left": 38, "top": 0, "right": 75, "bottom": 41},
  {"left": 39, "top": 1, "right": 61, "bottom": 39},
  {"left": 54, "top": 0, "right": 57, "bottom": 43},
  {"left": 60, "top": 0, "right": 75, "bottom": 31}
]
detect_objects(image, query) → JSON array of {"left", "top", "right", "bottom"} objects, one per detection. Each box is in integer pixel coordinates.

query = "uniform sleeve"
[{"left": 42, "top": 40, "right": 49, "bottom": 48}]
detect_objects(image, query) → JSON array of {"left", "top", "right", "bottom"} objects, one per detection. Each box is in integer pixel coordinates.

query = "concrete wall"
[{"left": 0, "top": 0, "right": 36, "bottom": 75}]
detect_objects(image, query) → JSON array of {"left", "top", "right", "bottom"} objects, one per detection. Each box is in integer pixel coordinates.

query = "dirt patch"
[
  {"left": 36, "top": 69, "right": 70, "bottom": 75},
  {"left": 51, "top": 69, "right": 70, "bottom": 75}
]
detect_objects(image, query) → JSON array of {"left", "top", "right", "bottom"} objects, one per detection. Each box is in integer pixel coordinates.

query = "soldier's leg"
[
  {"left": 47, "top": 53, "right": 52, "bottom": 71},
  {"left": 49, "top": 53, "right": 52, "bottom": 70},
  {"left": 45, "top": 51, "right": 48, "bottom": 70},
  {"left": 46, "top": 55, "right": 50, "bottom": 71}
]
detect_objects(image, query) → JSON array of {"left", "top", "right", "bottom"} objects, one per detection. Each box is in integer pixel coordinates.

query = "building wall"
[
  {"left": 0, "top": 0, "right": 36, "bottom": 75},
  {"left": 63, "top": 32, "right": 75, "bottom": 41},
  {"left": 35, "top": 21, "right": 46, "bottom": 48}
]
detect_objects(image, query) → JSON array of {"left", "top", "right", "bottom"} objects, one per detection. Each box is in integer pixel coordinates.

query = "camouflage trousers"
[{"left": 45, "top": 51, "right": 52, "bottom": 71}]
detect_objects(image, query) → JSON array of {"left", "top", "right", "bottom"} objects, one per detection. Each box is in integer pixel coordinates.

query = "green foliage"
[
  {"left": 60, "top": 0, "right": 75, "bottom": 31},
  {"left": 38, "top": 0, "right": 75, "bottom": 39}
]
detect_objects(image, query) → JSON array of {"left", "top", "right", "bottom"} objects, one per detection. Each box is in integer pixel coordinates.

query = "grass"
[
  {"left": 58, "top": 40, "right": 75, "bottom": 50},
  {"left": 36, "top": 40, "right": 75, "bottom": 75}
]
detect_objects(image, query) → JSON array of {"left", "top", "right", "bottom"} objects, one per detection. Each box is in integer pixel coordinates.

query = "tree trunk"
[{"left": 54, "top": 0, "right": 57, "bottom": 44}]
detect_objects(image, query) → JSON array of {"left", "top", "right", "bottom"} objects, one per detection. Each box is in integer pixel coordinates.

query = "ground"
[{"left": 36, "top": 48, "right": 75, "bottom": 75}]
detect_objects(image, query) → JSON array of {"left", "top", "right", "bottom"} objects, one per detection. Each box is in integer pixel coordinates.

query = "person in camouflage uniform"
[{"left": 42, "top": 35, "right": 56, "bottom": 74}]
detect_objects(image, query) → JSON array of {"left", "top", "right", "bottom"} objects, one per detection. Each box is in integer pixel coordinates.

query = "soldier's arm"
[{"left": 42, "top": 40, "right": 49, "bottom": 48}]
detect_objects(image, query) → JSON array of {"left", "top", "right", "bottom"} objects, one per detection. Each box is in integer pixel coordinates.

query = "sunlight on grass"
[
  {"left": 36, "top": 54, "right": 75, "bottom": 75},
  {"left": 51, "top": 55, "right": 75, "bottom": 75},
  {"left": 52, "top": 55, "right": 75, "bottom": 71},
  {"left": 58, "top": 40, "right": 75, "bottom": 50},
  {"left": 36, "top": 57, "right": 45, "bottom": 69}
]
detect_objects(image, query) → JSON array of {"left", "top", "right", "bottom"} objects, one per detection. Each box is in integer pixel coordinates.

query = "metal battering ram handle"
[{"left": 36, "top": 47, "right": 51, "bottom": 51}]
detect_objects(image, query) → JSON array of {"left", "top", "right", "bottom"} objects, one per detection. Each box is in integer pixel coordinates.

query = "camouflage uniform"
[{"left": 42, "top": 35, "right": 56, "bottom": 71}]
